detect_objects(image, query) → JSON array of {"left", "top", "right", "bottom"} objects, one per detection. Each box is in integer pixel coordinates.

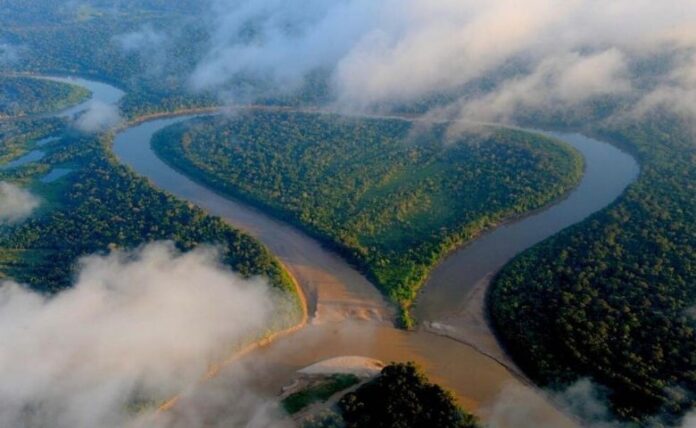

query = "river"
[
  {"left": 32, "top": 76, "right": 640, "bottom": 426},
  {"left": 112, "top": 114, "right": 638, "bottom": 426}
]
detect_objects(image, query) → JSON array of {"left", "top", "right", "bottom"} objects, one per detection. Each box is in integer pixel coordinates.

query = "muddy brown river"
[
  {"left": 111, "top": 113, "right": 638, "bottom": 426},
  {"left": 46, "top": 76, "right": 639, "bottom": 426}
]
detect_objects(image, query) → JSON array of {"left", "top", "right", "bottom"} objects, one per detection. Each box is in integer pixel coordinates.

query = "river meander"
[{"left": 32, "top": 76, "right": 639, "bottom": 426}]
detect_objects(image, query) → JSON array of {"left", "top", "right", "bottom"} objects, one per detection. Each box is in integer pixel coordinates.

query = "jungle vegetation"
[
  {"left": 3, "top": 2, "right": 696, "bottom": 424},
  {"left": 0, "top": 117, "right": 63, "bottom": 164},
  {"left": 282, "top": 374, "right": 361, "bottom": 415},
  {"left": 338, "top": 362, "right": 479, "bottom": 428},
  {"left": 489, "top": 112, "right": 696, "bottom": 421},
  {"left": 0, "top": 117, "right": 298, "bottom": 315},
  {"left": 0, "top": 76, "right": 90, "bottom": 118},
  {"left": 152, "top": 111, "right": 583, "bottom": 325}
]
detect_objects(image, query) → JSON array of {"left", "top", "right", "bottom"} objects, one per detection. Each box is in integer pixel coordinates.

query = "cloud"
[
  {"left": 74, "top": 101, "right": 122, "bottom": 133},
  {"left": 0, "top": 182, "right": 40, "bottom": 224},
  {"left": 190, "top": 0, "right": 377, "bottom": 96},
  {"left": 113, "top": 25, "right": 170, "bottom": 76},
  {"left": 631, "top": 53, "right": 696, "bottom": 119},
  {"left": 454, "top": 49, "right": 632, "bottom": 121},
  {"left": 114, "top": 25, "right": 167, "bottom": 52},
  {"left": 0, "top": 241, "right": 290, "bottom": 428},
  {"left": 191, "top": 0, "right": 696, "bottom": 117},
  {"left": 681, "top": 413, "right": 696, "bottom": 428},
  {"left": 485, "top": 379, "right": 696, "bottom": 428},
  {"left": 0, "top": 42, "right": 20, "bottom": 65},
  {"left": 484, "top": 380, "right": 621, "bottom": 428}
]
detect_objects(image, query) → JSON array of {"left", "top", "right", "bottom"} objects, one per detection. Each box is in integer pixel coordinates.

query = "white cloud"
[
  {"left": 455, "top": 49, "right": 632, "bottom": 121},
  {"left": 485, "top": 380, "right": 620, "bottom": 428},
  {"left": 0, "top": 242, "right": 290, "bottom": 428},
  {"left": 0, "top": 42, "right": 20, "bottom": 65},
  {"left": 191, "top": 0, "right": 696, "bottom": 117},
  {"left": 113, "top": 25, "right": 170, "bottom": 76},
  {"left": 0, "top": 41, "right": 21, "bottom": 65},
  {"left": 0, "top": 182, "right": 40, "bottom": 224},
  {"left": 74, "top": 101, "right": 122, "bottom": 133},
  {"left": 114, "top": 25, "right": 167, "bottom": 53},
  {"left": 632, "top": 53, "right": 696, "bottom": 119},
  {"left": 190, "top": 0, "right": 377, "bottom": 94}
]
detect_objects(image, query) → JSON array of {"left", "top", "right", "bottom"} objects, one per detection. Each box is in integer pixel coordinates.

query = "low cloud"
[
  {"left": 114, "top": 25, "right": 167, "bottom": 53},
  {"left": 0, "top": 42, "right": 20, "bottom": 65},
  {"left": 113, "top": 25, "right": 170, "bottom": 76},
  {"left": 632, "top": 54, "right": 696, "bottom": 120},
  {"left": 0, "top": 241, "right": 288, "bottom": 428},
  {"left": 74, "top": 101, "right": 122, "bottom": 133},
  {"left": 190, "top": 0, "right": 696, "bottom": 119},
  {"left": 0, "top": 182, "right": 40, "bottom": 224},
  {"left": 189, "top": 0, "right": 375, "bottom": 95},
  {"left": 681, "top": 413, "right": 696, "bottom": 428},
  {"left": 485, "top": 380, "right": 620, "bottom": 428},
  {"left": 485, "top": 379, "right": 696, "bottom": 428},
  {"left": 455, "top": 49, "right": 632, "bottom": 121}
]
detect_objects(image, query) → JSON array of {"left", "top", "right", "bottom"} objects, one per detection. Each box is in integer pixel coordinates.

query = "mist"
[
  {"left": 189, "top": 0, "right": 696, "bottom": 119},
  {"left": 113, "top": 25, "right": 171, "bottom": 77},
  {"left": 0, "top": 241, "right": 289, "bottom": 428},
  {"left": 74, "top": 100, "right": 122, "bottom": 133},
  {"left": 0, "top": 182, "right": 40, "bottom": 224},
  {"left": 0, "top": 42, "right": 20, "bottom": 65},
  {"left": 486, "top": 380, "right": 696, "bottom": 428}
]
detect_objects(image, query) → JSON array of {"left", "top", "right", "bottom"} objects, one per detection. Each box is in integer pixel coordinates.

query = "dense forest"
[
  {"left": 152, "top": 111, "right": 583, "bottom": 325},
  {"left": 489, "top": 112, "right": 696, "bottom": 421},
  {"left": 0, "top": 118, "right": 300, "bottom": 333},
  {"left": 0, "top": 76, "right": 90, "bottom": 118},
  {"left": 296, "top": 363, "right": 478, "bottom": 428},
  {"left": 0, "top": 2, "right": 301, "bottom": 317},
  {"left": 0, "top": 117, "right": 62, "bottom": 163},
  {"left": 0, "top": 0, "right": 338, "bottom": 120},
  {"left": 3, "top": 1, "right": 696, "bottom": 425},
  {"left": 0, "top": 0, "right": 219, "bottom": 119},
  {"left": 337, "top": 363, "right": 479, "bottom": 428}
]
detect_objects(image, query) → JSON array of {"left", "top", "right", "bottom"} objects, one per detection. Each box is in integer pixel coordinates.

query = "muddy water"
[
  {"left": 416, "top": 132, "right": 639, "bottom": 321},
  {"left": 413, "top": 132, "right": 640, "bottom": 369},
  {"left": 112, "top": 113, "right": 637, "bottom": 426},
  {"left": 113, "top": 117, "right": 393, "bottom": 324}
]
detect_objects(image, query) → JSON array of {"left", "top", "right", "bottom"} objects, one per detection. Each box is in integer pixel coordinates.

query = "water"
[
  {"left": 40, "top": 168, "right": 72, "bottom": 183},
  {"left": 40, "top": 76, "right": 125, "bottom": 119},
  {"left": 0, "top": 150, "right": 45, "bottom": 169},
  {"left": 36, "top": 136, "right": 60, "bottom": 146},
  {"left": 1, "top": 72, "right": 639, "bottom": 423},
  {"left": 414, "top": 131, "right": 640, "bottom": 322},
  {"left": 113, "top": 113, "right": 638, "bottom": 426},
  {"left": 0, "top": 75, "right": 125, "bottom": 171}
]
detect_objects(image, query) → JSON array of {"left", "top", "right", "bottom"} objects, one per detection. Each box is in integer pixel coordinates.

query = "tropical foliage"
[
  {"left": 152, "top": 111, "right": 583, "bottom": 324},
  {"left": 338, "top": 362, "right": 479, "bottom": 428},
  {"left": 0, "top": 76, "right": 89, "bottom": 118},
  {"left": 490, "top": 112, "right": 696, "bottom": 421},
  {"left": 0, "top": 119, "right": 297, "bottom": 311}
]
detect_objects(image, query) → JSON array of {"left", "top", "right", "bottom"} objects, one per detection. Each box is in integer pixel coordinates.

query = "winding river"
[{"left": 28, "top": 76, "right": 639, "bottom": 425}]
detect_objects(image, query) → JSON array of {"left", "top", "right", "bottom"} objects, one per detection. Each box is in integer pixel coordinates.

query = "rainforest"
[{"left": 0, "top": 1, "right": 695, "bottom": 427}]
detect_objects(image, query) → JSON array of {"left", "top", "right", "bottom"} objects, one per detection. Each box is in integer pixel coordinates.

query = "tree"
[{"left": 338, "top": 362, "right": 479, "bottom": 428}]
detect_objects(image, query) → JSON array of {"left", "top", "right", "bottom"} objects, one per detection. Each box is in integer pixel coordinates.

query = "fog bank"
[
  {"left": 191, "top": 0, "right": 696, "bottom": 119},
  {"left": 74, "top": 100, "right": 122, "bottom": 133},
  {"left": 0, "top": 181, "right": 40, "bottom": 224},
  {"left": 0, "top": 242, "right": 285, "bottom": 428}
]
